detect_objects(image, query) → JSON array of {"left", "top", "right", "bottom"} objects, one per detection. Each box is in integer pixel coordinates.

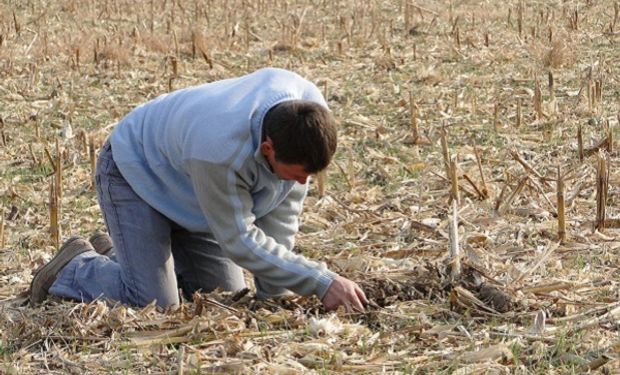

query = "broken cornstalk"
[
  {"left": 557, "top": 165, "right": 566, "bottom": 242},
  {"left": 447, "top": 199, "right": 460, "bottom": 281},
  {"left": 449, "top": 154, "right": 460, "bottom": 204},
  {"left": 462, "top": 173, "right": 486, "bottom": 200},
  {"left": 55, "top": 138, "right": 63, "bottom": 200},
  {"left": 474, "top": 146, "right": 488, "bottom": 198},
  {"left": 502, "top": 176, "right": 528, "bottom": 213},
  {"left": 49, "top": 177, "right": 60, "bottom": 249},
  {"left": 510, "top": 149, "right": 549, "bottom": 187},
  {"left": 494, "top": 182, "right": 509, "bottom": 212},
  {"left": 534, "top": 78, "right": 543, "bottom": 119},
  {"left": 317, "top": 75, "right": 328, "bottom": 199},
  {"left": 548, "top": 71, "right": 556, "bottom": 111},
  {"left": 595, "top": 150, "right": 609, "bottom": 230},
  {"left": 577, "top": 123, "right": 584, "bottom": 162},
  {"left": 606, "top": 120, "right": 613, "bottom": 154}
]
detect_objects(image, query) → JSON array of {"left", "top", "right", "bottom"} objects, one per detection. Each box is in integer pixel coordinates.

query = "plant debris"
[{"left": 1, "top": 0, "right": 619, "bottom": 373}]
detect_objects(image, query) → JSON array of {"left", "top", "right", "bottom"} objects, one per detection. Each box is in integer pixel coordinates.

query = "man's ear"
[{"left": 260, "top": 136, "right": 273, "bottom": 153}]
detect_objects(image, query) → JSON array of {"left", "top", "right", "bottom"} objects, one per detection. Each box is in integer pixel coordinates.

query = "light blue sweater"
[{"left": 110, "top": 68, "right": 337, "bottom": 299}]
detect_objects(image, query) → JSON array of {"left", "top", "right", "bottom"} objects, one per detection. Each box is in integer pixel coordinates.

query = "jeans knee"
[{"left": 124, "top": 285, "right": 179, "bottom": 309}]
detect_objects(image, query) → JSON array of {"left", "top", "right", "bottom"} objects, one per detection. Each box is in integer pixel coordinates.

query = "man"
[{"left": 30, "top": 68, "right": 368, "bottom": 312}]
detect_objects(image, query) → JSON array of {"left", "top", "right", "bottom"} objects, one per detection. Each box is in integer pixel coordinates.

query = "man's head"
[{"left": 260, "top": 100, "right": 337, "bottom": 183}]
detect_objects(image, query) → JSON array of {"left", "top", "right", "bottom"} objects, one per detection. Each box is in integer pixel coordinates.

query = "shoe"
[
  {"left": 89, "top": 231, "right": 113, "bottom": 255},
  {"left": 30, "top": 237, "right": 93, "bottom": 306}
]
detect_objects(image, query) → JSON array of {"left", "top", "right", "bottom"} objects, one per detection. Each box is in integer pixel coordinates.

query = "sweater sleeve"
[
  {"left": 186, "top": 158, "right": 337, "bottom": 299},
  {"left": 253, "top": 182, "right": 308, "bottom": 298}
]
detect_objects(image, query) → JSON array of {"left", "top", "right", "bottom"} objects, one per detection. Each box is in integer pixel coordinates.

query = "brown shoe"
[
  {"left": 89, "top": 231, "right": 113, "bottom": 255},
  {"left": 30, "top": 237, "right": 94, "bottom": 306}
]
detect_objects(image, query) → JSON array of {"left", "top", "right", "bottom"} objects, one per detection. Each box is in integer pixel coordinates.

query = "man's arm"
[
  {"left": 254, "top": 181, "right": 306, "bottom": 251},
  {"left": 253, "top": 182, "right": 307, "bottom": 298},
  {"left": 246, "top": 176, "right": 369, "bottom": 311},
  {"left": 186, "top": 158, "right": 337, "bottom": 299}
]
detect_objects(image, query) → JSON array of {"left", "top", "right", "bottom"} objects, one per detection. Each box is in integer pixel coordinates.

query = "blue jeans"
[{"left": 49, "top": 142, "right": 246, "bottom": 307}]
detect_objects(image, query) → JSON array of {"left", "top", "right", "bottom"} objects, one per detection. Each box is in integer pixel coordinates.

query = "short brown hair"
[{"left": 262, "top": 100, "right": 337, "bottom": 173}]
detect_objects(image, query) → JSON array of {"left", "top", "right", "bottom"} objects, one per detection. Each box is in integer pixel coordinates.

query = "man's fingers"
[
  {"left": 344, "top": 301, "right": 363, "bottom": 313},
  {"left": 322, "top": 276, "right": 368, "bottom": 312},
  {"left": 353, "top": 300, "right": 365, "bottom": 312},
  {"left": 349, "top": 293, "right": 365, "bottom": 312},
  {"left": 355, "top": 286, "right": 369, "bottom": 305},
  {"left": 342, "top": 294, "right": 364, "bottom": 313}
]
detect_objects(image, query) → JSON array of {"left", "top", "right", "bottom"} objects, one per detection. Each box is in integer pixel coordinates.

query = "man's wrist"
[{"left": 315, "top": 269, "right": 338, "bottom": 300}]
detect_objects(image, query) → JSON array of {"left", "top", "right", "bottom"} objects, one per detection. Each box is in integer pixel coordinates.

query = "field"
[{"left": 1, "top": 0, "right": 620, "bottom": 373}]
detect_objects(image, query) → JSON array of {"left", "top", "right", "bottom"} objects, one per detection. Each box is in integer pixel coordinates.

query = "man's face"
[{"left": 261, "top": 138, "right": 311, "bottom": 184}]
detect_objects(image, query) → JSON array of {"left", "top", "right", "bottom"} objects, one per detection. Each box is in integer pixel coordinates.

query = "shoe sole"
[
  {"left": 89, "top": 232, "right": 113, "bottom": 255},
  {"left": 30, "top": 237, "right": 93, "bottom": 306}
]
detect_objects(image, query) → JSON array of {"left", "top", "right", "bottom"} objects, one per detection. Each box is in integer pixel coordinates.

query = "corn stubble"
[{"left": 0, "top": 0, "right": 619, "bottom": 373}]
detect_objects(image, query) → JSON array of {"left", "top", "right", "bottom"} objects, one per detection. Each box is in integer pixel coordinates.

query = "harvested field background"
[{"left": 1, "top": 0, "right": 620, "bottom": 373}]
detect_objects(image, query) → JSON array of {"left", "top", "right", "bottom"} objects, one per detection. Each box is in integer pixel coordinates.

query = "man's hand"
[{"left": 322, "top": 275, "right": 368, "bottom": 312}]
